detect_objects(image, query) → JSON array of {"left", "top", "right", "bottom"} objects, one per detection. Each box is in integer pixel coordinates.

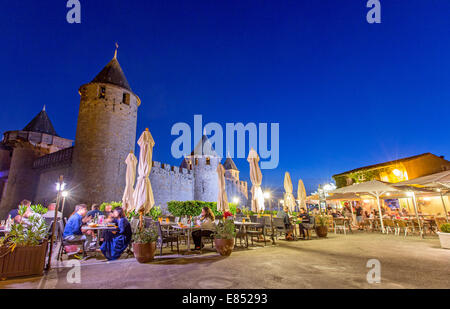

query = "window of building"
[
  {"left": 206, "top": 157, "right": 210, "bottom": 165},
  {"left": 195, "top": 158, "right": 199, "bottom": 166},
  {"left": 122, "top": 92, "right": 130, "bottom": 105},
  {"left": 99, "top": 86, "right": 106, "bottom": 99}
]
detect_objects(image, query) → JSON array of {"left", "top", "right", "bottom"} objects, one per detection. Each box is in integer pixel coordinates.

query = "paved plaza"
[{"left": 1, "top": 232, "right": 448, "bottom": 289}]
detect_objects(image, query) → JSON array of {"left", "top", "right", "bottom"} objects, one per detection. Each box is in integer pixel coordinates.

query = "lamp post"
[
  {"left": 46, "top": 175, "right": 65, "bottom": 270},
  {"left": 61, "top": 191, "right": 68, "bottom": 218},
  {"left": 264, "top": 191, "right": 275, "bottom": 245}
]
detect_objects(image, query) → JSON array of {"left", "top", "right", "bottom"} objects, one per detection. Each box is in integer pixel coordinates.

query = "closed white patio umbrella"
[
  {"left": 247, "top": 148, "right": 265, "bottom": 212},
  {"left": 122, "top": 151, "right": 138, "bottom": 213},
  {"left": 283, "top": 172, "right": 296, "bottom": 212},
  {"left": 133, "top": 129, "right": 155, "bottom": 221},
  {"left": 217, "top": 163, "right": 229, "bottom": 213},
  {"left": 297, "top": 179, "right": 307, "bottom": 210}
]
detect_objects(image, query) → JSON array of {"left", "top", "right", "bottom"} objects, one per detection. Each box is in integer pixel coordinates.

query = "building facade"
[{"left": 333, "top": 153, "right": 450, "bottom": 188}]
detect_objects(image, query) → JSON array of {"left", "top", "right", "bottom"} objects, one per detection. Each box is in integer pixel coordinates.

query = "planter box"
[
  {"left": 0, "top": 240, "right": 48, "bottom": 279},
  {"left": 438, "top": 232, "right": 450, "bottom": 249}
]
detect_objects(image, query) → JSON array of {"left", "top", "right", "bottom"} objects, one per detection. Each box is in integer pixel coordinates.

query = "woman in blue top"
[{"left": 100, "top": 207, "right": 132, "bottom": 260}]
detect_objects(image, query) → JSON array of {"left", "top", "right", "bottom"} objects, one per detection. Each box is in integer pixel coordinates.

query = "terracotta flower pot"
[
  {"left": 132, "top": 242, "right": 156, "bottom": 263},
  {"left": 315, "top": 226, "right": 328, "bottom": 238},
  {"left": 214, "top": 238, "right": 234, "bottom": 256}
]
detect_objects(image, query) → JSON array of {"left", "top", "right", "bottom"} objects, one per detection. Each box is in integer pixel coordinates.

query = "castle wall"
[
  {"left": 150, "top": 162, "right": 194, "bottom": 214},
  {"left": 0, "top": 144, "right": 44, "bottom": 218},
  {"left": 0, "top": 148, "right": 12, "bottom": 171},
  {"left": 34, "top": 165, "right": 72, "bottom": 208},
  {"left": 71, "top": 83, "right": 139, "bottom": 207},
  {"left": 225, "top": 178, "right": 249, "bottom": 207}
]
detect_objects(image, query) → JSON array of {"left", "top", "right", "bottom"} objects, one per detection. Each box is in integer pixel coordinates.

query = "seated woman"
[
  {"left": 192, "top": 207, "right": 216, "bottom": 250},
  {"left": 100, "top": 207, "right": 132, "bottom": 261}
]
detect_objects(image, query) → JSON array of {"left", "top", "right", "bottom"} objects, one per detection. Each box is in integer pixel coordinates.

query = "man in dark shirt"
[
  {"left": 298, "top": 208, "right": 311, "bottom": 239},
  {"left": 87, "top": 204, "right": 103, "bottom": 218}
]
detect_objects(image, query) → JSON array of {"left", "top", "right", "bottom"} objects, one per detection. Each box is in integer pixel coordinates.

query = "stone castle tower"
[
  {"left": 71, "top": 51, "right": 140, "bottom": 204},
  {"left": 182, "top": 135, "right": 220, "bottom": 202},
  {"left": 0, "top": 108, "right": 72, "bottom": 218}
]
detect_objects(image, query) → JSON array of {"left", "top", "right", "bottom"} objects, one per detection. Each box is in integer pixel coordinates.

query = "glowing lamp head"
[
  {"left": 263, "top": 192, "right": 271, "bottom": 199},
  {"left": 232, "top": 197, "right": 240, "bottom": 204},
  {"left": 62, "top": 191, "right": 68, "bottom": 198},
  {"left": 56, "top": 182, "right": 66, "bottom": 192},
  {"left": 392, "top": 169, "right": 402, "bottom": 177}
]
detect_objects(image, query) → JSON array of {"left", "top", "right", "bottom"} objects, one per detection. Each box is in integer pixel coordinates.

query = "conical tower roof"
[
  {"left": 23, "top": 106, "right": 58, "bottom": 136},
  {"left": 223, "top": 156, "right": 238, "bottom": 171},
  {"left": 91, "top": 55, "right": 132, "bottom": 92},
  {"left": 191, "top": 135, "right": 219, "bottom": 157}
]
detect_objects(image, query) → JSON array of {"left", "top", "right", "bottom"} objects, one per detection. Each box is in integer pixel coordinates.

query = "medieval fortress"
[{"left": 0, "top": 52, "right": 248, "bottom": 217}]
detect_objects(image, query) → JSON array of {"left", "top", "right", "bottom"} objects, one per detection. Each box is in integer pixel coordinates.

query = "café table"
[
  {"left": 81, "top": 224, "right": 117, "bottom": 251},
  {"left": 234, "top": 221, "right": 261, "bottom": 248},
  {"left": 172, "top": 224, "right": 200, "bottom": 254}
]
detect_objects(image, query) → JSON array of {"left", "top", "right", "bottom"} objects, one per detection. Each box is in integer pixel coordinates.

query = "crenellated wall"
[{"left": 150, "top": 161, "right": 194, "bottom": 214}]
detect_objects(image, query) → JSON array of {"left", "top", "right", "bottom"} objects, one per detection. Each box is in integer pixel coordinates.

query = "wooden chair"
[
  {"left": 246, "top": 217, "right": 267, "bottom": 246},
  {"left": 156, "top": 222, "right": 179, "bottom": 256},
  {"left": 272, "top": 217, "right": 287, "bottom": 239},
  {"left": 394, "top": 220, "right": 409, "bottom": 237},
  {"left": 383, "top": 219, "right": 397, "bottom": 234},
  {"left": 333, "top": 218, "right": 347, "bottom": 235},
  {"left": 57, "top": 220, "right": 86, "bottom": 261}
]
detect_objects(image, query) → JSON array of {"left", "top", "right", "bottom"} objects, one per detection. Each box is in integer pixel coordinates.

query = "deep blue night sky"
[{"left": 1, "top": 1, "right": 449, "bottom": 194}]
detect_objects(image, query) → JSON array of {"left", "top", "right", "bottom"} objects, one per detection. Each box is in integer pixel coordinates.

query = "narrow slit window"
[
  {"left": 122, "top": 92, "right": 130, "bottom": 105},
  {"left": 99, "top": 86, "right": 106, "bottom": 99}
]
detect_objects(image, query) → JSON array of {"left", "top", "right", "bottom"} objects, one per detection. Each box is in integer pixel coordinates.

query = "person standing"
[{"left": 355, "top": 205, "right": 363, "bottom": 230}]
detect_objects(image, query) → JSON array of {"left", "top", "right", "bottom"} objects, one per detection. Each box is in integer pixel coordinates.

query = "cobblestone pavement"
[{"left": 1, "top": 232, "right": 449, "bottom": 289}]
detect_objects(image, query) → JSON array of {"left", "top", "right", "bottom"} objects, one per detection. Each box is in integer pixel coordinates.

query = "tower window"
[
  {"left": 99, "top": 86, "right": 106, "bottom": 99},
  {"left": 206, "top": 157, "right": 210, "bottom": 165},
  {"left": 122, "top": 93, "right": 130, "bottom": 105},
  {"left": 195, "top": 158, "right": 199, "bottom": 166}
]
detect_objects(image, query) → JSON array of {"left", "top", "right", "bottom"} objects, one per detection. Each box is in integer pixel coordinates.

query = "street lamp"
[
  {"left": 263, "top": 191, "right": 275, "bottom": 245},
  {"left": 233, "top": 197, "right": 240, "bottom": 205},
  {"left": 47, "top": 175, "right": 64, "bottom": 270},
  {"left": 61, "top": 191, "right": 69, "bottom": 218}
]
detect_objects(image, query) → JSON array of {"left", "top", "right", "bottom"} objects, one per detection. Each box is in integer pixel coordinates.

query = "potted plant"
[
  {"left": 132, "top": 225, "right": 158, "bottom": 263},
  {"left": 437, "top": 223, "right": 450, "bottom": 249},
  {"left": 0, "top": 206, "right": 48, "bottom": 279},
  {"left": 315, "top": 214, "right": 329, "bottom": 238},
  {"left": 214, "top": 219, "right": 236, "bottom": 256}
]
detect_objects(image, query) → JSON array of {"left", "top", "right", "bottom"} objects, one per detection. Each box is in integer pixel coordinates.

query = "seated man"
[
  {"left": 87, "top": 204, "right": 103, "bottom": 218},
  {"left": 6, "top": 199, "right": 31, "bottom": 222},
  {"left": 281, "top": 206, "right": 294, "bottom": 240},
  {"left": 43, "top": 203, "right": 62, "bottom": 219},
  {"left": 298, "top": 208, "right": 311, "bottom": 239},
  {"left": 63, "top": 204, "right": 93, "bottom": 253}
]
